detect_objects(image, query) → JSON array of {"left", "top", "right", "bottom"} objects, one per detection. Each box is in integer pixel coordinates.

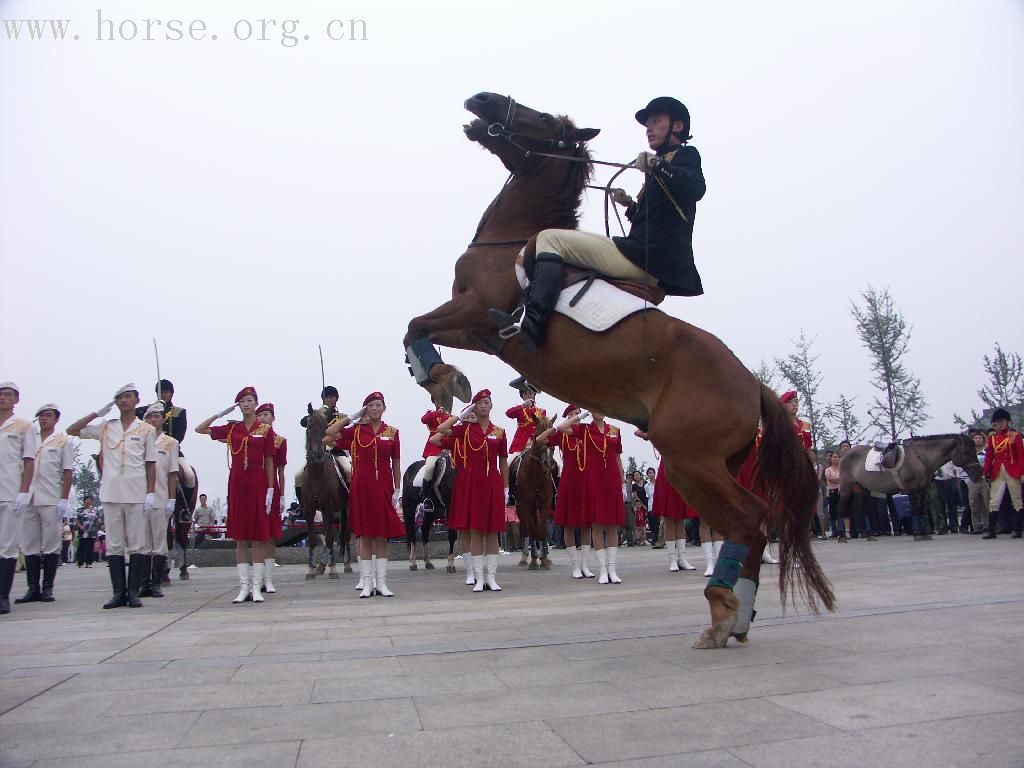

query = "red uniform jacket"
[
  {"left": 505, "top": 404, "right": 547, "bottom": 454},
  {"left": 420, "top": 410, "right": 449, "bottom": 459},
  {"left": 984, "top": 429, "right": 1024, "bottom": 480}
]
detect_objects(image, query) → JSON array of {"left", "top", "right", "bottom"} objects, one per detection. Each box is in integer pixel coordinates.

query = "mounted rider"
[
  {"left": 299, "top": 385, "right": 352, "bottom": 482},
  {"left": 490, "top": 96, "right": 706, "bottom": 350}
]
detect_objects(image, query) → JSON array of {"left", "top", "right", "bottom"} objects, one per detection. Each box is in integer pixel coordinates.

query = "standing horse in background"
[
  {"left": 400, "top": 451, "right": 456, "bottom": 570},
  {"left": 512, "top": 412, "right": 556, "bottom": 570},
  {"left": 298, "top": 406, "right": 350, "bottom": 579},
  {"left": 402, "top": 92, "right": 835, "bottom": 647},
  {"left": 166, "top": 465, "right": 199, "bottom": 581},
  {"left": 839, "top": 433, "right": 982, "bottom": 539}
]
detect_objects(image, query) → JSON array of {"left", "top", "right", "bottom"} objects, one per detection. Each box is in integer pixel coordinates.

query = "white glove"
[
  {"left": 265, "top": 488, "right": 274, "bottom": 515},
  {"left": 164, "top": 500, "right": 176, "bottom": 519},
  {"left": 94, "top": 401, "right": 115, "bottom": 417},
  {"left": 634, "top": 151, "right": 657, "bottom": 172},
  {"left": 346, "top": 406, "right": 367, "bottom": 424},
  {"left": 280, "top": 498, "right": 286, "bottom": 517},
  {"left": 215, "top": 403, "right": 237, "bottom": 418},
  {"left": 14, "top": 492, "right": 30, "bottom": 514},
  {"left": 610, "top": 187, "right": 634, "bottom": 207},
  {"left": 458, "top": 404, "right": 476, "bottom": 422},
  {"left": 392, "top": 489, "right": 401, "bottom": 509},
  {"left": 56, "top": 499, "right": 69, "bottom": 519},
  {"left": 577, "top": 411, "right": 591, "bottom": 422},
  {"left": 144, "top": 493, "right": 157, "bottom": 513}
]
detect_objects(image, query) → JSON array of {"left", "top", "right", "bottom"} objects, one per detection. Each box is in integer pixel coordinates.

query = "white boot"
[
  {"left": 464, "top": 551, "right": 477, "bottom": 586},
  {"left": 596, "top": 549, "right": 609, "bottom": 585},
  {"left": 667, "top": 540, "right": 680, "bottom": 572},
  {"left": 232, "top": 563, "right": 252, "bottom": 604},
  {"left": 472, "top": 555, "right": 486, "bottom": 592},
  {"left": 606, "top": 546, "right": 622, "bottom": 584},
  {"left": 713, "top": 540, "right": 724, "bottom": 567},
  {"left": 375, "top": 558, "right": 394, "bottom": 597},
  {"left": 263, "top": 558, "right": 277, "bottom": 592},
  {"left": 354, "top": 557, "right": 366, "bottom": 590},
  {"left": 580, "top": 544, "right": 596, "bottom": 578},
  {"left": 569, "top": 547, "right": 583, "bottom": 579},
  {"left": 251, "top": 563, "right": 265, "bottom": 602},
  {"left": 762, "top": 543, "right": 778, "bottom": 564},
  {"left": 485, "top": 554, "right": 501, "bottom": 591},
  {"left": 677, "top": 540, "right": 696, "bottom": 570},
  {"left": 702, "top": 542, "right": 715, "bottom": 577},
  {"left": 359, "top": 557, "right": 374, "bottom": 598}
]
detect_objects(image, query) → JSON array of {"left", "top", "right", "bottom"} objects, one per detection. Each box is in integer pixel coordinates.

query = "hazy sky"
[{"left": 2, "top": 0, "right": 1021, "bottom": 503}]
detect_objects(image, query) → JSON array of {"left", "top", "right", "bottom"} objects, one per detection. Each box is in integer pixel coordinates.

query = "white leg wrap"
[{"left": 732, "top": 577, "right": 758, "bottom": 635}]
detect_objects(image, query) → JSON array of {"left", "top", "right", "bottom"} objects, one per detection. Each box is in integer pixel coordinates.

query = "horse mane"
[
  {"left": 528, "top": 115, "right": 594, "bottom": 231},
  {"left": 908, "top": 432, "right": 968, "bottom": 441}
]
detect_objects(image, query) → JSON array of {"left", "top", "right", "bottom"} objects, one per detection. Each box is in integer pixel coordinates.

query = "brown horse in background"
[
  {"left": 298, "top": 406, "right": 350, "bottom": 579},
  {"left": 403, "top": 92, "right": 835, "bottom": 647},
  {"left": 511, "top": 411, "right": 556, "bottom": 569}
]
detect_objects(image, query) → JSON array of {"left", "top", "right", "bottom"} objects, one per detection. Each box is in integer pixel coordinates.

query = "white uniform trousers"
[
  {"left": 103, "top": 502, "right": 148, "bottom": 557},
  {"left": 0, "top": 500, "right": 20, "bottom": 559},
  {"left": 989, "top": 467, "right": 1023, "bottom": 512},
  {"left": 21, "top": 505, "right": 61, "bottom": 556},
  {"left": 143, "top": 506, "right": 169, "bottom": 556}
]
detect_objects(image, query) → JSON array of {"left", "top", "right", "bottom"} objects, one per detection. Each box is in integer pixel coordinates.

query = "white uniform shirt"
[
  {"left": 0, "top": 415, "right": 39, "bottom": 501},
  {"left": 153, "top": 434, "right": 180, "bottom": 504},
  {"left": 29, "top": 431, "right": 75, "bottom": 506},
  {"left": 79, "top": 418, "right": 156, "bottom": 503}
]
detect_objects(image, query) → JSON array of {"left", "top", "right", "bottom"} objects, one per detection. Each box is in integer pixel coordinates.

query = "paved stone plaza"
[{"left": 1, "top": 536, "right": 1022, "bottom": 768}]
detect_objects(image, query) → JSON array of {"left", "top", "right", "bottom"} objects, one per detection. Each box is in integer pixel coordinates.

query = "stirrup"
[
  {"left": 488, "top": 306, "right": 524, "bottom": 339},
  {"left": 420, "top": 498, "right": 434, "bottom": 512}
]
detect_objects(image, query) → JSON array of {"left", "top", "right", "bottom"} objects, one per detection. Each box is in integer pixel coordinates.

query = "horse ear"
[
  {"left": 307, "top": 402, "right": 314, "bottom": 415},
  {"left": 571, "top": 127, "right": 600, "bottom": 142}
]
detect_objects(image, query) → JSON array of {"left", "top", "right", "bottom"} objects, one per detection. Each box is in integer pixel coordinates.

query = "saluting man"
[
  {"left": 0, "top": 382, "right": 39, "bottom": 615},
  {"left": 140, "top": 402, "right": 178, "bottom": 598},
  {"left": 983, "top": 408, "right": 1024, "bottom": 539},
  {"left": 15, "top": 404, "right": 74, "bottom": 605},
  {"left": 68, "top": 384, "right": 157, "bottom": 609}
]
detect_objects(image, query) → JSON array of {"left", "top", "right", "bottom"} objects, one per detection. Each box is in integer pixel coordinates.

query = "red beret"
[
  {"left": 255, "top": 402, "right": 274, "bottom": 415},
  {"left": 362, "top": 391, "right": 385, "bottom": 407},
  {"left": 562, "top": 403, "right": 580, "bottom": 418},
  {"left": 780, "top": 390, "right": 798, "bottom": 404},
  {"left": 471, "top": 389, "right": 491, "bottom": 404},
  {"left": 235, "top": 386, "right": 257, "bottom": 403}
]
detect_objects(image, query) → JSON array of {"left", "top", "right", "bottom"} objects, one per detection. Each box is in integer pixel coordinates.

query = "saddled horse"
[
  {"left": 400, "top": 450, "right": 456, "bottom": 570},
  {"left": 839, "top": 434, "right": 982, "bottom": 539},
  {"left": 166, "top": 463, "right": 199, "bottom": 581},
  {"left": 511, "top": 411, "right": 556, "bottom": 570},
  {"left": 297, "top": 406, "right": 350, "bottom": 579},
  {"left": 402, "top": 92, "right": 834, "bottom": 648}
]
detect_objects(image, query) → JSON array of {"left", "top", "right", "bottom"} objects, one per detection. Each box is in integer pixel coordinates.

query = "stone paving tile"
[
  {"left": 296, "top": 722, "right": 584, "bottom": 768},
  {"left": 955, "top": 665, "right": 1024, "bottom": 696},
  {"left": 1, "top": 660, "right": 168, "bottom": 680},
  {"left": 227, "top": 656, "right": 403, "bottom": 683},
  {"left": 312, "top": 669, "right": 506, "bottom": 703},
  {"left": 728, "top": 710, "right": 1024, "bottom": 768},
  {"left": 53, "top": 665, "right": 239, "bottom": 692},
  {"left": 547, "top": 698, "right": 830, "bottom": 763},
  {"left": 109, "top": 641, "right": 260, "bottom": 662},
  {"left": 28, "top": 740, "right": 302, "bottom": 768},
  {"left": 586, "top": 751, "right": 754, "bottom": 768},
  {"left": 0, "top": 674, "right": 69, "bottom": 716},
  {"left": 766, "top": 675, "right": 1024, "bottom": 731}
]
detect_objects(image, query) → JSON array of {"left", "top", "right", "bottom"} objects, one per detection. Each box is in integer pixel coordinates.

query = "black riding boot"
[
  {"left": 40, "top": 553, "right": 59, "bottom": 602},
  {"left": 14, "top": 554, "right": 42, "bottom": 604},
  {"left": 126, "top": 554, "right": 145, "bottom": 607},
  {"left": 419, "top": 476, "right": 435, "bottom": 511},
  {"left": 488, "top": 253, "right": 564, "bottom": 352},
  {"left": 0, "top": 557, "right": 17, "bottom": 614},
  {"left": 138, "top": 554, "right": 154, "bottom": 597},
  {"left": 1013, "top": 511, "right": 1023, "bottom": 539},
  {"left": 982, "top": 513, "right": 998, "bottom": 539},
  {"left": 150, "top": 555, "right": 165, "bottom": 597},
  {"left": 103, "top": 555, "right": 128, "bottom": 608}
]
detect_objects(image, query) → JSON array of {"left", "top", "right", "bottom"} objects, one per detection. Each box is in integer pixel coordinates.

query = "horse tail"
[{"left": 756, "top": 384, "right": 836, "bottom": 614}]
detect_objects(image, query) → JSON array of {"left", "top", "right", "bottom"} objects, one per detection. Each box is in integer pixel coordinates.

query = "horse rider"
[
  {"left": 489, "top": 96, "right": 706, "bottom": 350},
  {"left": 416, "top": 402, "right": 449, "bottom": 511},
  {"left": 983, "top": 407, "right": 1023, "bottom": 539},
  {"left": 505, "top": 377, "right": 547, "bottom": 463},
  {"left": 140, "top": 402, "right": 178, "bottom": 599},
  {"left": 300, "top": 385, "right": 352, "bottom": 481}
]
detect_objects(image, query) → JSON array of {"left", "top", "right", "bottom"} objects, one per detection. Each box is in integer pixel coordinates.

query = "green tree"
[
  {"left": 71, "top": 447, "right": 101, "bottom": 506},
  {"left": 825, "top": 393, "right": 867, "bottom": 445},
  {"left": 955, "top": 342, "right": 1024, "bottom": 428},
  {"left": 751, "top": 358, "right": 782, "bottom": 392},
  {"left": 850, "top": 286, "right": 928, "bottom": 441},
  {"left": 775, "top": 330, "right": 833, "bottom": 453}
]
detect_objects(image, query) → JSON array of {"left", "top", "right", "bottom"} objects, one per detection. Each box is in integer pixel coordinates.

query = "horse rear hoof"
[
  {"left": 450, "top": 370, "right": 472, "bottom": 403},
  {"left": 446, "top": 565, "right": 456, "bottom": 573},
  {"left": 528, "top": 561, "right": 539, "bottom": 571},
  {"left": 328, "top": 572, "right": 340, "bottom": 580},
  {"left": 540, "top": 561, "right": 551, "bottom": 570},
  {"left": 424, "top": 560, "right": 435, "bottom": 570},
  {"left": 343, "top": 564, "right": 353, "bottom": 573},
  {"left": 410, "top": 563, "right": 418, "bottom": 571},
  {"left": 305, "top": 573, "right": 316, "bottom": 580}
]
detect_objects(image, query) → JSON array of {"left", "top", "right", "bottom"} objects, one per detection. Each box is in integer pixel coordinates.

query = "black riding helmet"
[{"left": 635, "top": 96, "right": 692, "bottom": 143}]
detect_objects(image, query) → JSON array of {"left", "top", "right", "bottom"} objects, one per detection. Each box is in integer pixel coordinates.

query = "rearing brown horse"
[{"left": 403, "top": 92, "right": 835, "bottom": 647}]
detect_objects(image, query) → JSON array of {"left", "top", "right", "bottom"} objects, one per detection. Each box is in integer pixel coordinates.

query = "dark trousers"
[
  {"left": 648, "top": 515, "right": 661, "bottom": 545},
  {"left": 827, "top": 490, "right": 841, "bottom": 534},
  {"left": 935, "top": 478, "right": 960, "bottom": 531},
  {"left": 193, "top": 532, "right": 207, "bottom": 550},
  {"left": 61, "top": 540, "right": 72, "bottom": 563},
  {"left": 76, "top": 538, "right": 95, "bottom": 566}
]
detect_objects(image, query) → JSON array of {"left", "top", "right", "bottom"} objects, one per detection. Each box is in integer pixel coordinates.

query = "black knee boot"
[
  {"left": 150, "top": 555, "right": 165, "bottom": 597},
  {"left": 419, "top": 476, "right": 435, "bottom": 511},
  {"left": 1013, "top": 511, "right": 1023, "bottom": 539},
  {"left": 0, "top": 557, "right": 16, "bottom": 614},
  {"left": 982, "top": 513, "right": 998, "bottom": 539},
  {"left": 103, "top": 555, "right": 128, "bottom": 608},
  {"left": 15, "top": 554, "right": 42, "bottom": 603},
  {"left": 126, "top": 554, "right": 145, "bottom": 608},
  {"left": 138, "top": 554, "right": 154, "bottom": 597},
  {"left": 40, "top": 553, "right": 59, "bottom": 602},
  {"left": 488, "top": 253, "right": 564, "bottom": 352}
]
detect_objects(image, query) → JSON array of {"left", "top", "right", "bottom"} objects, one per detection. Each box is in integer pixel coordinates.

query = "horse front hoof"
[
  {"left": 518, "top": 558, "right": 528, "bottom": 567},
  {"left": 305, "top": 573, "right": 316, "bottom": 581},
  {"left": 731, "top": 631, "right": 749, "bottom": 644},
  {"left": 315, "top": 564, "right": 326, "bottom": 575},
  {"left": 409, "top": 563, "right": 418, "bottom": 571},
  {"left": 692, "top": 617, "right": 738, "bottom": 649},
  {"left": 424, "top": 560, "right": 435, "bottom": 570},
  {"left": 328, "top": 572, "right": 340, "bottom": 580},
  {"left": 528, "top": 560, "right": 539, "bottom": 571},
  {"left": 446, "top": 565, "right": 456, "bottom": 574},
  {"left": 540, "top": 557, "right": 552, "bottom": 569},
  {"left": 343, "top": 564, "right": 353, "bottom": 573},
  {"left": 449, "top": 370, "right": 472, "bottom": 404}
]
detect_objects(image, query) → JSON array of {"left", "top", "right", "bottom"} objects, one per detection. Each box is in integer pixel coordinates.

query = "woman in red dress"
[
  {"left": 556, "top": 410, "right": 625, "bottom": 584},
  {"left": 436, "top": 389, "right": 509, "bottom": 592},
  {"left": 327, "top": 392, "right": 404, "bottom": 598},
  {"left": 256, "top": 403, "right": 286, "bottom": 593},
  {"left": 536, "top": 404, "right": 593, "bottom": 580},
  {"left": 651, "top": 459, "right": 698, "bottom": 572},
  {"left": 196, "top": 387, "right": 277, "bottom": 604}
]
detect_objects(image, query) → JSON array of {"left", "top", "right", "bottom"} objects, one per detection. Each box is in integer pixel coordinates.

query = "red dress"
[
  {"left": 573, "top": 422, "right": 624, "bottom": 526},
  {"left": 338, "top": 422, "right": 405, "bottom": 539},
  {"left": 420, "top": 410, "right": 448, "bottom": 459},
  {"left": 209, "top": 420, "right": 275, "bottom": 542},
  {"left": 449, "top": 421, "right": 507, "bottom": 533},
  {"left": 652, "top": 459, "right": 697, "bottom": 520},
  {"left": 554, "top": 431, "right": 585, "bottom": 527},
  {"left": 269, "top": 435, "right": 287, "bottom": 538},
  {"left": 505, "top": 405, "right": 547, "bottom": 454}
]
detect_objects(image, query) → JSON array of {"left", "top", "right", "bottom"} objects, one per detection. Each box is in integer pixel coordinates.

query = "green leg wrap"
[{"left": 706, "top": 541, "right": 748, "bottom": 591}]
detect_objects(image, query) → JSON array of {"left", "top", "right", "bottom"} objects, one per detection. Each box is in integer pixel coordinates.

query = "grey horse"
[{"left": 838, "top": 433, "right": 982, "bottom": 540}]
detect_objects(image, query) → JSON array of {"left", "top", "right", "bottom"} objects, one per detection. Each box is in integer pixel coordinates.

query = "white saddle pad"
[
  {"left": 864, "top": 447, "right": 905, "bottom": 473},
  {"left": 516, "top": 264, "right": 660, "bottom": 333}
]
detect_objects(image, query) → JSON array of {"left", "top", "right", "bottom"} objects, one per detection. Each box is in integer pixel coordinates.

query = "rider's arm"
[
  {"left": 653, "top": 145, "right": 706, "bottom": 202},
  {"left": 555, "top": 413, "right": 584, "bottom": 434},
  {"left": 435, "top": 415, "right": 458, "bottom": 436},
  {"left": 323, "top": 414, "right": 353, "bottom": 440}
]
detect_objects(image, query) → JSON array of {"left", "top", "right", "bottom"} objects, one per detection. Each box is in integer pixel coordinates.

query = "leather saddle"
[
  {"left": 562, "top": 267, "right": 666, "bottom": 307},
  {"left": 872, "top": 442, "right": 904, "bottom": 470}
]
